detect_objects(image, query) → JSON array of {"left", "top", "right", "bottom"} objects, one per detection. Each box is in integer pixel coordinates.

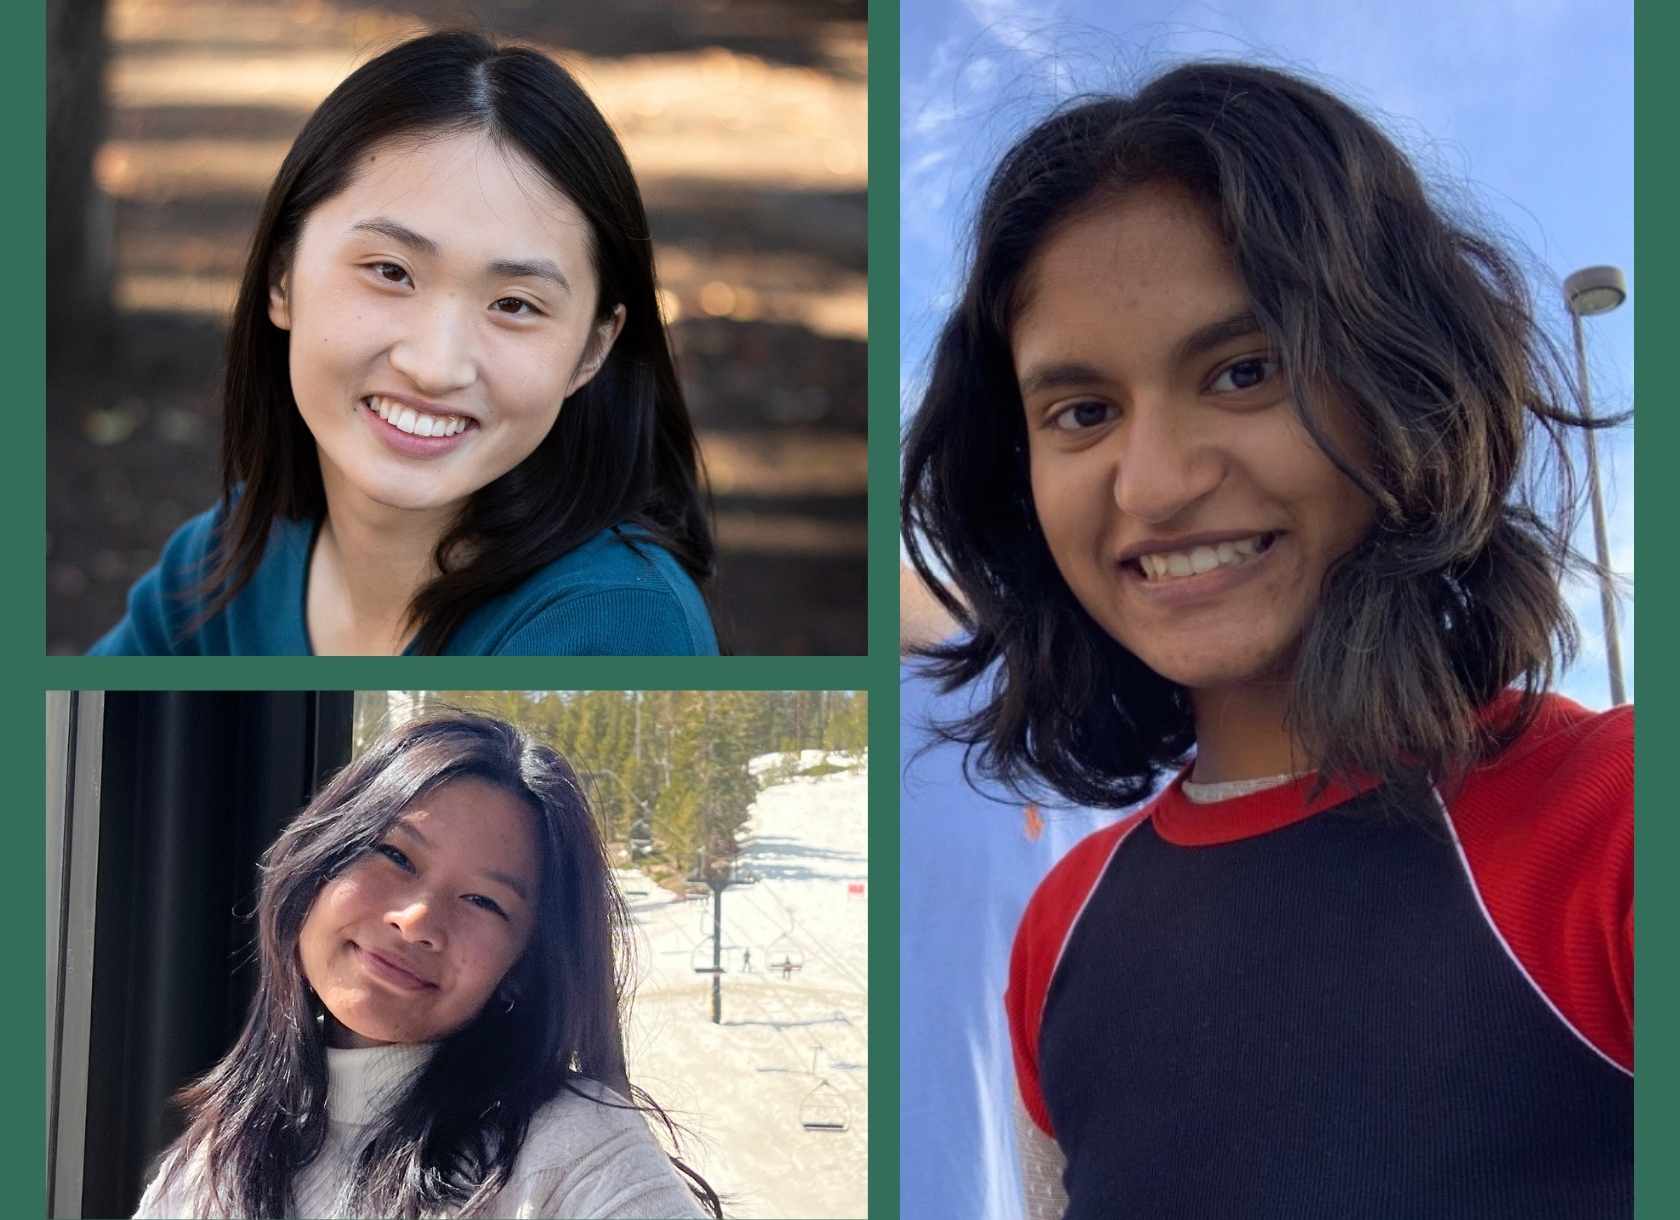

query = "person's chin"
[
  {"left": 349, "top": 475, "right": 471, "bottom": 517},
  {"left": 1133, "top": 634, "right": 1294, "bottom": 693}
]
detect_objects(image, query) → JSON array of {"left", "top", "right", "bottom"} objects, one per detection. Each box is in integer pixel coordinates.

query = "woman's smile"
[
  {"left": 353, "top": 942, "right": 439, "bottom": 991},
  {"left": 358, "top": 396, "right": 479, "bottom": 460},
  {"left": 1115, "top": 529, "right": 1285, "bottom": 608}
]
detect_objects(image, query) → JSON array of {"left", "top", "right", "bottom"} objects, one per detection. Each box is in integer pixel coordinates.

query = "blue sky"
[{"left": 899, "top": 0, "right": 1634, "bottom": 709}]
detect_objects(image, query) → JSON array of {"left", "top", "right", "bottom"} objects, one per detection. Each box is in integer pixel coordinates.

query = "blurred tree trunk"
[{"left": 47, "top": 0, "right": 113, "bottom": 365}]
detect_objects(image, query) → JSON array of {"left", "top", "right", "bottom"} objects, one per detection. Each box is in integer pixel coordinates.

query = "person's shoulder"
[
  {"left": 1016, "top": 805, "right": 1154, "bottom": 948},
  {"left": 509, "top": 1079, "right": 704, "bottom": 1218},
  {"left": 1455, "top": 690, "right": 1632, "bottom": 829},
  {"left": 87, "top": 502, "right": 229, "bottom": 655},
  {"left": 469, "top": 526, "right": 717, "bottom": 656},
  {"left": 526, "top": 1075, "right": 648, "bottom": 1132},
  {"left": 528, "top": 525, "right": 702, "bottom": 594},
  {"left": 1446, "top": 690, "right": 1633, "bottom": 1073}
]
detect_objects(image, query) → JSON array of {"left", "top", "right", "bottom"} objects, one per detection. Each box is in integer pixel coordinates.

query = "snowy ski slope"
[{"left": 619, "top": 752, "right": 869, "bottom": 1218}]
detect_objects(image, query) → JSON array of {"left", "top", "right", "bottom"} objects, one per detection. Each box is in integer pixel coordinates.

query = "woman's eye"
[
  {"left": 466, "top": 894, "right": 509, "bottom": 920},
  {"left": 368, "top": 262, "right": 412, "bottom": 287},
  {"left": 1209, "top": 356, "right": 1277, "bottom": 393},
  {"left": 1050, "top": 400, "right": 1118, "bottom": 432},
  {"left": 491, "top": 297, "right": 538, "bottom": 317},
  {"left": 376, "top": 843, "right": 413, "bottom": 871}
]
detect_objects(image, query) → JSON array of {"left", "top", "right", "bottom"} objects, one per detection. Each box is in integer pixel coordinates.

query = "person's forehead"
[
  {"left": 1024, "top": 186, "right": 1233, "bottom": 306},
  {"left": 1012, "top": 189, "right": 1249, "bottom": 368},
  {"left": 401, "top": 779, "right": 539, "bottom": 852},
  {"left": 322, "top": 130, "right": 591, "bottom": 252}
]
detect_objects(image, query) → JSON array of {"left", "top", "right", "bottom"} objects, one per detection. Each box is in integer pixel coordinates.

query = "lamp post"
[{"left": 1563, "top": 264, "right": 1627, "bottom": 706}]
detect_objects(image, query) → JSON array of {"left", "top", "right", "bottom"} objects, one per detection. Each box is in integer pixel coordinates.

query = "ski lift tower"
[{"left": 689, "top": 842, "right": 749, "bottom": 1024}]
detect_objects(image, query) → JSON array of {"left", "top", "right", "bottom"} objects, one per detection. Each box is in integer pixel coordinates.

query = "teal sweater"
[{"left": 89, "top": 504, "right": 718, "bottom": 656}]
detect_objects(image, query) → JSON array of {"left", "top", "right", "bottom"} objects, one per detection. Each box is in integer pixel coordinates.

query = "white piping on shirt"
[
  {"left": 1044, "top": 817, "right": 1149, "bottom": 1024},
  {"left": 1433, "top": 785, "right": 1631, "bottom": 1078}
]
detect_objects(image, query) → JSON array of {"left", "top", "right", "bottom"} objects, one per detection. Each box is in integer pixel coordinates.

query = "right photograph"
[{"left": 899, "top": 4, "right": 1633, "bottom": 1219}]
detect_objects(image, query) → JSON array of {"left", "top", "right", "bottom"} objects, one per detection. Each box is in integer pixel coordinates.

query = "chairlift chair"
[
  {"left": 799, "top": 1080, "right": 850, "bottom": 1133},
  {"left": 766, "top": 933, "right": 805, "bottom": 975}
]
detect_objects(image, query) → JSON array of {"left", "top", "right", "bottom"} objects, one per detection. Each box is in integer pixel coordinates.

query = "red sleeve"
[
  {"left": 1447, "top": 696, "right": 1633, "bottom": 1072},
  {"left": 1005, "top": 812, "right": 1149, "bottom": 1137}
]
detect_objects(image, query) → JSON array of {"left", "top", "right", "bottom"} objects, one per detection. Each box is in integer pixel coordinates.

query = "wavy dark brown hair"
[
  {"left": 203, "top": 30, "right": 713, "bottom": 654},
  {"left": 902, "top": 61, "right": 1625, "bottom": 808},
  {"left": 153, "top": 711, "right": 721, "bottom": 1218}
]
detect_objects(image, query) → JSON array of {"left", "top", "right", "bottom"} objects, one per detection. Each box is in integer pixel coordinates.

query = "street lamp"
[{"left": 1563, "top": 264, "right": 1627, "bottom": 705}]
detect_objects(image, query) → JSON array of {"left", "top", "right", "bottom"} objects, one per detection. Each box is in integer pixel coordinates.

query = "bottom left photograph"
[{"left": 47, "top": 689, "right": 869, "bottom": 1220}]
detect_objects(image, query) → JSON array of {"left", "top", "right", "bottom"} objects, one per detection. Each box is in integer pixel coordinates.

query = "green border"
[
  {"left": 24, "top": 0, "right": 46, "bottom": 1213},
  {"left": 1634, "top": 2, "right": 1669, "bottom": 1217},
  {"left": 867, "top": 2, "right": 900, "bottom": 1215}
]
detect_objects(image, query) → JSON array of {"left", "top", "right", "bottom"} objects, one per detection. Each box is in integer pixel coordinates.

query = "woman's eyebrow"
[
  {"left": 1173, "top": 309, "right": 1264, "bottom": 364},
  {"left": 348, "top": 216, "right": 572, "bottom": 295},
  {"left": 1017, "top": 311, "right": 1265, "bottom": 398},
  {"left": 1017, "top": 360, "right": 1108, "bottom": 399}
]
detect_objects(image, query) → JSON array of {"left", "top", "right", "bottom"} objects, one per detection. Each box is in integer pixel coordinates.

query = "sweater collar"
[{"left": 325, "top": 1042, "right": 436, "bottom": 1126}]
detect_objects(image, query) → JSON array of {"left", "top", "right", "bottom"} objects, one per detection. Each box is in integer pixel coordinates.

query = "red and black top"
[{"left": 1006, "top": 692, "right": 1632, "bottom": 1218}]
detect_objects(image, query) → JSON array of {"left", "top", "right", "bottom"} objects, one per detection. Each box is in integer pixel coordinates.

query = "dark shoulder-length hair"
[
  {"left": 902, "top": 60, "right": 1619, "bottom": 808},
  {"left": 206, "top": 30, "right": 714, "bottom": 654},
  {"left": 156, "top": 710, "right": 721, "bottom": 1218}
]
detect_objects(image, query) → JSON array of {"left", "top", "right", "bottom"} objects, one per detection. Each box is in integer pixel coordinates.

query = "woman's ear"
[
  {"left": 268, "top": 268, "right": 293, "bottom": 331},
  {"left": 565, "top": 304, "right": 627, "bottom": 395}
]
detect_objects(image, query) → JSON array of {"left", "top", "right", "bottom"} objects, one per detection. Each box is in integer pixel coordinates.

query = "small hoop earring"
[{"left": 502, "top": 995, "right": 516, "bottom": 1015}]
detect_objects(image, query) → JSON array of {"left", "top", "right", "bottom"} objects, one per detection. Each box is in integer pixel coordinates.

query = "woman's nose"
[
  {"left": 387, "top": 298, "right": 478, "bottom": 397},
  {"left": 388, "top": 899, "right": 443, "bottom": 950},
  {"left": 1109, "top": 399, "right": 1222, "bottom": 525}
]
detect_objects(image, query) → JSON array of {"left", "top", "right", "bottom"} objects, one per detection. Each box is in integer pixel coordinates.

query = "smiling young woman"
[
  {"left": 88, "top": 31, "right": 717, "bottom": 656},
  {"left": 901, "top": 62, "right": 1632, "bottom": 1219},
  {"left": 134, "top": 712, "right": 718, "bottom": 1219}
]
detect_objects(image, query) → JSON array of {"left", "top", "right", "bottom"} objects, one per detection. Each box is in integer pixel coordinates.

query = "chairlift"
[
  {"left": 690, "top": 937, "right": 725, "bottom": 974},
  {"left": 766, "top": 933, "right": 805, "bottom": 975},
  {"left": 799, "top": 1080, "right": 850, "bottom": 1133}
]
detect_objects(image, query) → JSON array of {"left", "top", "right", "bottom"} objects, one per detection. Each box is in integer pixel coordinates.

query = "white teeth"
[
  {"left": 365, "top": 396, "right": 468, "bottom": 438},
  {"left": 1136, "top": 534, "right": 1273, "bottom": 582}
]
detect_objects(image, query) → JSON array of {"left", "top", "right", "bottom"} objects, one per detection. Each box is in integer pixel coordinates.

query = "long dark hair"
[
  {"left": 155, "top": 711, "right": 721, "bottom": 1217},
  {"left": 206, "top": 30, "right": 714, "bottom": 654},
  {"left": 902, "top": 61, "right": 1624, "bottom": 808}
]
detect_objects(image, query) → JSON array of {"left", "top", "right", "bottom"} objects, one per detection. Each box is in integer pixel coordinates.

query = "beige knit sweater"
[{"left": 134, "top": 1044, "right": 706, "bottom": 1219}]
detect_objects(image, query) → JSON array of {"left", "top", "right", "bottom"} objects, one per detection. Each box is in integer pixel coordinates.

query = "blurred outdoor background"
[{"left": 46, "top": 0, "right": 868, "bottom": 655}]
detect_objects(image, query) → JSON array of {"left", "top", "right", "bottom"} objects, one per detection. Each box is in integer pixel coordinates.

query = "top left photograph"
[{"left": 46, "top": 0, "right": 868, "bottom": 656}]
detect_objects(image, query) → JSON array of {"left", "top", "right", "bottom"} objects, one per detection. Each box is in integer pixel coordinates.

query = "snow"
[{"left": 618, "top": 753, "right": 869, "bottom": 1218}]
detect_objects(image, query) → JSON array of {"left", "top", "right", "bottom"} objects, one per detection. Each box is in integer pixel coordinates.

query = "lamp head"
[{"left": 1564, "top": 265, "right": 1627, "bottom": 317}]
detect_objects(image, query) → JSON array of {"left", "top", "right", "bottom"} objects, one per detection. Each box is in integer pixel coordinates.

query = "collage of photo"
[{"left": 40, "top": 1, "right": 1639, "bottom": 1217}]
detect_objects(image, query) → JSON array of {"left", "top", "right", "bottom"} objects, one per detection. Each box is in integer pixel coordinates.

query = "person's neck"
[
  {"left": 1188, "top": 680, "right": 1309, "bottom": 784},
  {"left": 310, "top": 477, "right": 457, "bottom": 656}
]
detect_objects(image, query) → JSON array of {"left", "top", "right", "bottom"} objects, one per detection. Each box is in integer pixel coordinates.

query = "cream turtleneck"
[{"left": 134, "top": 1043, "right": 705, "bottom": 1218}]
